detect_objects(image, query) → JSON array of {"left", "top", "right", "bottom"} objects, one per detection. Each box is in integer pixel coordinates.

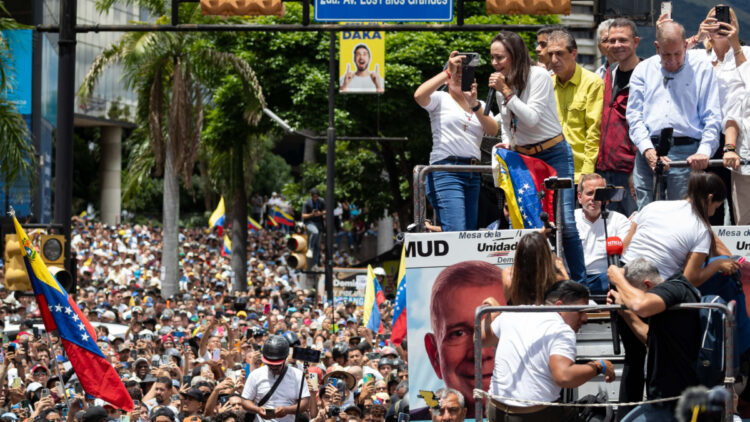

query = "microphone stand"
[
  {"left": 600, "top": 202, "right": 621, "bottom": 355},
  {"left": 294, "top": 360, "right": 310, "bottom": 422}
]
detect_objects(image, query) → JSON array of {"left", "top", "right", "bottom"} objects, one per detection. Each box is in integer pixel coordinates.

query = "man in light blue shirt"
[{"left": 626, "top": 21, "right": 721, "bottom": 209}]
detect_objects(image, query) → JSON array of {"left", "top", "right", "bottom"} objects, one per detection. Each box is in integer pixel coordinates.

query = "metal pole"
[
  {"left": 324, "top": 32, "right": 336, "bottom": 303},
  {"left": 45, "top": 331, "right": 72, "bottom": 409},
  {"left": 54, "top": 0, "right": 75, "bottom": 275},
  {"left": 723, "top": 301, "right": 736, "bottom": 422}
]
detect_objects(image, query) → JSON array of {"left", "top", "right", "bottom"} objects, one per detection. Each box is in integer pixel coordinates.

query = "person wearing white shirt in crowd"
[
  {"left": 574, "top": 173, "right": 631, "bottom": 295},
  {"left": 481, "top": 280, "right": 614, "bottom": 421},
  {"left": 686, "top": 6, "right": 750, "bottom": 224},
  {"left": 242, "top": 335, "right": 310, "bottom": 422},
  {"left": 414, "top": 51, "right": 497, "bottom": 231}
]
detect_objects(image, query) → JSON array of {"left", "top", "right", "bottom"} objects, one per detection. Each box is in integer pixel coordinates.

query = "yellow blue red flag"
[{"left": 493, "top": 149, "right": 557, "bottom": 228}]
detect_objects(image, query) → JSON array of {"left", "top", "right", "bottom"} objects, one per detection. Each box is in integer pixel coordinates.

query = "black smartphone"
[
  {"left": 218, "top": 394, "right": 230, "bottom": 405},
  {"left": 74, "top": 382, "right": 83, "bottom": 395},
  {"left": 251, "top": 343, "right": 261, "bottom": 351},
  {"left": 182, "top": 375, "right": 191, "bottom": 386},
  {"left": 457, "top": 52, "right": 480, "bottom": 92},
  {"left": 130, "top": 350, "right": 138, "bottom": 360},
  {"left": 594, "top": 186, "right": 626, "bottom": 203},
  {"left": 7, "top": 343, "right": 16, "bottom": 352},
  {"left": 715, "top": 5, "right": 731, "bottom": 24}
]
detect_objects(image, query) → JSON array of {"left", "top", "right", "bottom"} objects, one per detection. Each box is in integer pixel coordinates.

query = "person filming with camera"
[{"left": 414, "top": 51, "right": 498, "bottom": 232}]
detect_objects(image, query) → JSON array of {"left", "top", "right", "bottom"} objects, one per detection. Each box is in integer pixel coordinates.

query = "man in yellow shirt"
[{"left": 548, "top": 30, "right": 604, "bottom": 183}]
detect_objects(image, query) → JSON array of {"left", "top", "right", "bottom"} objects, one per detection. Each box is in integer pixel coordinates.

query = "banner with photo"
[
  {"left": 339, "top": 30, "right": 385, "bottom": 93},
  {"left": 404, "top": 229, "right": 534, "bottom": 419}
]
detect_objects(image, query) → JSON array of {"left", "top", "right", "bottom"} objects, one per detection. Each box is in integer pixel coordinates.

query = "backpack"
[{"left": 691, "top": 286, "right": 732, "bottom": 388}]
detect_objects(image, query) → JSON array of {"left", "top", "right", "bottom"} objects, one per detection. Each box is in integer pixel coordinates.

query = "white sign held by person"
[{"left": 334, "top": 275, "right": 367, "bottom": 306}]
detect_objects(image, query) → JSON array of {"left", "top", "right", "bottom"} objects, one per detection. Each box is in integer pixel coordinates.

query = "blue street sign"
[{"left": 314, "top": 0, "right": 453, "bottom": 22}]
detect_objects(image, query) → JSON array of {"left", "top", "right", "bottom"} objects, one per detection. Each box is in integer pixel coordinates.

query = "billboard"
[
  {"left": 404, "top": 229, "right": 533, "bottom": 419},
  {"left": 339, "top": 31, "right": 385, "bottom": 94}
]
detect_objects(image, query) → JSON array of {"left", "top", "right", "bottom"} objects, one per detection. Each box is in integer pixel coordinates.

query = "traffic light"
[
  {"left": 200, "top": 0, "right": 285, "bottom": 16},
  {"left": 486, "top": 0, "right": 570, "bottom": 15},
  {"left": 3, "top": 234, "right": 31, "bottom": 291},
  {"left": 41, "top": 235, "right": 65, "bottom": 267},
  {"left": 286, "top": 234, "right": 308, "bottom": 270}
]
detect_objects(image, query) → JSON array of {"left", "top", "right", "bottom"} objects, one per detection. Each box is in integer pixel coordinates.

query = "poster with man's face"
[
  {"left": 404, "top": 229, "right": 533, "bottom": 419},
  {"left": 339, "top": 31, "right": 385, "bottom": 93}
]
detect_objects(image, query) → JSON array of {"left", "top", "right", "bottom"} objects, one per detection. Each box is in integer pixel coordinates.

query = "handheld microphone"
[
  {"left": 605, "top": 236, "right": 624, "bottom": 355},
  {"left": 484, "top": 88, "right": 496, "bottom": 116},
  {"left": 606, "top": 237, "right": 623, "bottom": 267}
]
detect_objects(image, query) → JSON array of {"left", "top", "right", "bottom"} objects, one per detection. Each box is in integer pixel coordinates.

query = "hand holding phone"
[{"left": 264, "top": 407, "right": 276, "bottom": 418}]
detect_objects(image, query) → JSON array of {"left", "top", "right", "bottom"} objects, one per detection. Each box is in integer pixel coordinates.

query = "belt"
[
  {"left": 443, "top": 156, "right": 480, "bottom": 165},
  {"left": 490, "top": 399, "right": 547, "bottom": 415},
  {"left": 514, "top": 134, "right": 564, "bottom": 155},
  {"left": 650, "top": 135, "right": 699, "bottom": 146}
]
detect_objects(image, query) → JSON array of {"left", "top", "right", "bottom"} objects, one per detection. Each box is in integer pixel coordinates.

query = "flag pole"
[{"left": 44, "top": 330, "right": 73, "bottom": 410}]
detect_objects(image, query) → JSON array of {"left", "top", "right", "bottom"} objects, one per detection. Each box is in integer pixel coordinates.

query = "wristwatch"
[{"left": 471, "top": 102, "right": 482, "bottom": 112}]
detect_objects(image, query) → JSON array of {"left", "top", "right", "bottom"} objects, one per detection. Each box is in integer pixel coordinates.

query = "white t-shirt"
[
  {"left": 241, "top": 365, "right": 310, "bottom": 422},
  {"left": 423, "top": 91, "right": 487, "bottom": 164},
  {"left": 490, "top": 311, "right": 576, "bottom": 407},
  {"left": 340, "top": 74, "right": 384, "bottom": 93},
  {"left": 494, "top": 66, "right": 562, "bottom": 147},
  {"left": 621, "top": 200, "right": 711, "bottom": 279},
  {"left": 575, "top": 208, "right": 632, "bottom": 274}
]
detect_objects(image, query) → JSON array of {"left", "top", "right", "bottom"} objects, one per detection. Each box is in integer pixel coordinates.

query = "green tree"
[{"left": 79, "top": 7, "right": 263, "bottom": 297}]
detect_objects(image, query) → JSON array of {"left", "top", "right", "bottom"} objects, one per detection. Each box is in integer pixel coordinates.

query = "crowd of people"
[{"left": 0, "top": 219, "right": 412, "bottom": 422}]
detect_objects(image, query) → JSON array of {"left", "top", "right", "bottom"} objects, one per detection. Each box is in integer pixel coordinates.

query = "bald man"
[{"left": 626, "top": 21, "right": 721, "bottom": 209}]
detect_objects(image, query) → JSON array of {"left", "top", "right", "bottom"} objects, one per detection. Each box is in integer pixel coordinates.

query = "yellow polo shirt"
[{"left": 553, "top": 64, "right": 603, "bottom": 183}]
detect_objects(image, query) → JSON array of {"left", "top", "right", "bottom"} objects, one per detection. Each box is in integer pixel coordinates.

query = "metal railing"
[
  {"left": 472, "top": 302, "right": 737, "bottom": 422},
  {"left": 411, "top": 158, "right": 746, "bottom": 232}
]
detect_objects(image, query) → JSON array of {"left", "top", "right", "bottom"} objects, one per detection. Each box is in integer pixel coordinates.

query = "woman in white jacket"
[{"left": 690, "top": 5, "right": 749, "bottom": 223}]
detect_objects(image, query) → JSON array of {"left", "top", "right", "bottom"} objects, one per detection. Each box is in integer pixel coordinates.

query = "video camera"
[
  {"left": 675, "top": 386, "right": 729, "bottom": 422},
  {"left": 292, "top": 346, "right": 321, "bottom": 363}
]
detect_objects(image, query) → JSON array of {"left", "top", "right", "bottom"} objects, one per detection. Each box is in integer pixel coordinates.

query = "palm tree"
[{"left": 78, "top": 7, "right": 264, "bottom": 297}]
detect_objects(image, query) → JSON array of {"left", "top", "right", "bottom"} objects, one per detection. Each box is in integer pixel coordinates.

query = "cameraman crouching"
[{"left": 607, "top": 258, "right": 702, "bottom": 421}]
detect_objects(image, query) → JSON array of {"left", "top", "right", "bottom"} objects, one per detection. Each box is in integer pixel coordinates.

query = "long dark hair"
[
  {"left": 687, "top": 172, "right": 726, "bottom": 256},
  {"left": 510, "top": 232, "right": 557, "bottom": 305},
  {"left": 491, "top": 31, "right": 532, "bottom": 96}
]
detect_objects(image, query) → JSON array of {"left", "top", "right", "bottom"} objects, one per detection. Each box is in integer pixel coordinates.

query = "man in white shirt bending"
[
  {"left": 575, "top": 173, "right": 632, "bottom": 295},
  {"left": 481, "top": 281, "right": 614, "bottom": 422}
]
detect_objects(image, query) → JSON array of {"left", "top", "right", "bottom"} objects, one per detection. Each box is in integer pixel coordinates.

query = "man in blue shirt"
[{"left": 626, "top": 21, "right": 721, "bottom": 209}]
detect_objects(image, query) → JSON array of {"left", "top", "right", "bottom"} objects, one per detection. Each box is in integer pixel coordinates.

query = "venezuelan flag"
[
  {"left": 494, "top": 149, "right": 557, "bottom": 229},
  {"left": 267, "top": 216, "right": 278, "bottom": 228},
  {"left": 248, "top": 217, "right": 262, "bottom": 232},
  {"left": 222, "top": 235, "right": 232, "bottom": 256},
  {"left": 272, "top": 207, "right": 295, "bottom": 227},
  {"left": 12, "top": 216, "right": 134, "bottom": 411},
  {"left": 209, "top": 197, "right": 226, "bottom": 230},
  {"left": 363, "top": 265, "right": 384, "bottom": 334},
  {"left": 391, "top": 246, "right": 407, "bottom": 346}
]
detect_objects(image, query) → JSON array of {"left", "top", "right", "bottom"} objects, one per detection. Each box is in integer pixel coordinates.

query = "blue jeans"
[
  {"left": 425, "top": 159, "right": 481, "bottom": 231},
  {"left": 336, "top": 230, "right": 353, "bottom": 250},
  {"left": 597, "top": 170, "right": 638, "bottom": 217},
  {"left": 700, "top": 256, "right": 750, "bottom": 356},
  {"left": 582, "top": 272, "right": 609, "bottom": 295},
  {"left": 632, "top": 142, "right": 696, "bottom": 210},
  {"left": 305, "top": 222, "right": 321, "bottom": 268},
  {"left": 534, "top": 141, "right": 586, "bottom": 282},
  {"left": 621, "top": 403, "right": 676, "bottom": 422}
]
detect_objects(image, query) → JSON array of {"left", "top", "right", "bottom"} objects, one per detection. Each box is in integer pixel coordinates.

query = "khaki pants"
[{"left": 486, "top": 401, "right": 578, "bottom": 422}]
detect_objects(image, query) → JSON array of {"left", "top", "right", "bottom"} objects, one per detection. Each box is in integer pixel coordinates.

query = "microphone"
[
  {"left": 484, "top": 88, "right": 496, "bottom": 116},
  {"left": 605, "top": 236, "right": 623, "bottom": 355},
  {"left": 606, "top": 236, "right": 623, "bottom": 267}
]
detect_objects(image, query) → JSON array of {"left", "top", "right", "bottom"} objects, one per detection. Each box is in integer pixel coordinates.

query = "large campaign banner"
[{"left": 405, "top": 229, "right": 533, "bottom": 419}]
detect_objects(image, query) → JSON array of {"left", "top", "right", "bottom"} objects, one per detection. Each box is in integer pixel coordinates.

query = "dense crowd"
[{"left": 0, "top": 220, "right": 408, "bottom": 422}]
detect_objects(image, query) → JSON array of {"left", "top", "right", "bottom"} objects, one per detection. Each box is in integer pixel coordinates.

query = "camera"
[
  {"left": 675, "top": 385, "right": 728, "bottom": 422},
  {"left": 544, "top": 177, "right": 573, "bottom": 190},
  {"left": 327, "top": 405, "right": 341, "bottom": 418},
  {"left": 594, "top": 186, "right": 626, "bottom": 203},
  {"left": 292, "top": 347, "right": 321, "bottom": 363},
  {"left": 457, "top": 52, "right": 480, "bottom": 92}
]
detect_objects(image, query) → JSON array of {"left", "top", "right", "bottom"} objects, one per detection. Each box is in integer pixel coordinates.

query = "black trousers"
[{"left": 615, "top": 317, "right": 647, "bottom": 421}]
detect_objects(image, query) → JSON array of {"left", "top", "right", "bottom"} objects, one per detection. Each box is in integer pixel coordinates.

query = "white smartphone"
[{"left": 660, "top": 1, "right": 672, "bottom": 18}]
